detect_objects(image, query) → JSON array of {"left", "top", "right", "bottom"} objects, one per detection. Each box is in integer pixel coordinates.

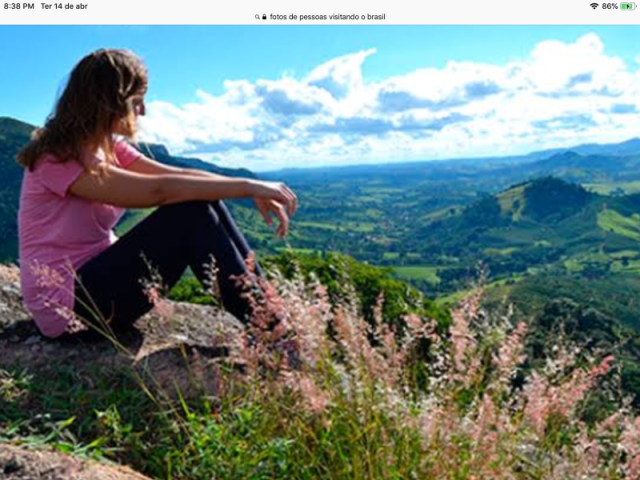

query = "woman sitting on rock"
[{"left": 16, "top": 48, "right": 297, "bottom": 341}]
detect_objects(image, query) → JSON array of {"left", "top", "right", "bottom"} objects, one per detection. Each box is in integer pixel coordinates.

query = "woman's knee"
[{"left": 157, "top": 200, "right": 220, "bottom": 225}]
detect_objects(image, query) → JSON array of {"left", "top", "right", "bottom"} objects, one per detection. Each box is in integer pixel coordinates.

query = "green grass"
[
  {"left": 563, "top": 258, "right": 583, "bottom": 272},
  {"left": 435, "top": 288, "right": 470, "bottom": 307},
  {"left": 486, "top": 226, "right": 552, "bottom": 247},
  {"left": 274, "top": 247, "right": 317, "bottom": 255},
  {"left": 610, "top": 250, "right": 639, "bottom": 259},
  {"left": 297, "top": 221, "right": 376, "bottom": 233},
  {"left": 420, "top": 206, "right": 460, "bottom": 223},
  {"left": 611, "top": 259, "right": 640, "bottom": 274},
  {"left": 0, "top": 349, "right": 429, "bottom": 480},
  {"left": 483, "top": 247, "right": 519, "bottom": 256},
  {"left": 297, "top": 221, "right": 340, "bottom": 231},
  {"left": 346, "top": 222, "right": 376, "bottom": 233},
  {"left": 563, "top": 251, "right": 612, "bottom": 273},
  {"left": 392, "top": 265, "right": 440, "bottom": 284},
  {"left": 115, "top": 208, "right": 156, "bottom": 236},
  {"left": 497, "top": 185, "right": 526, "bottom": 221},
  {"left": 435, "top": 274, "right": 523, "bottom": 308},
  {"left": 352, "top": 195, "right": 382, "bottom": 203},
  {"left": 597, "top": 208, "right": 640, "bottom": 242},
  {"left": 0, "top": 363, "right": 156, "bottom": 466},
  {"left": 362, "top": 208, "right": 384, "bottom": 219},
  {"left": 359, "top": 187, "right": 405, "bottom": 194},
  {"left": 584, "top": 181, "right": 640, "bottom": 195}
]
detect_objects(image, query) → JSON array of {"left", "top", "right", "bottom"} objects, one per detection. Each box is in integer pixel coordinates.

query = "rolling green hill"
[
  {"left": 400, "top": 177, "right": 640, "bottom": 295},
  {"left": 0, "top": 117, "right": 33, "bottom": 261}
]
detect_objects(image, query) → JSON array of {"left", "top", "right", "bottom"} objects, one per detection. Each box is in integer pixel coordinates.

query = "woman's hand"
[
  {"left": 249, "top": 180, "right": 298, "bottom": 238},
  {"left": 249, "top": 180, "right": 297, "bottom": 215},
  {"left": 254, "top": 198, "right": 290, "bottom": 237}
]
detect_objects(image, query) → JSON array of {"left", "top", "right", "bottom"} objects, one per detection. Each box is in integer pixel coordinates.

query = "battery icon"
[{"left": 621, "top": 2, "right": 636, "bottom": 8}]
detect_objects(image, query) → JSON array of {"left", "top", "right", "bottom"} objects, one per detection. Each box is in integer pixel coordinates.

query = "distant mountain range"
[
  {"left": 133, "top": 142, "right": 256, "bottom": 180},
  {"left": 520, "top": 138, "right": 640, "bottom": 161},
  {"left": 264, "top": 138, "right": 640, "bottom": 204},
  {"left": 265, "top": 137, "right": 640, "bottom": 179}
]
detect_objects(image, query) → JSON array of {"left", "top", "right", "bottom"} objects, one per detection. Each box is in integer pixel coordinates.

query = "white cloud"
[
  {"left": 137, "top": 34, "right": 640, "bottom": 171},
  {"left": 305, "top": 48, "right": 375, "bottom": 100}
]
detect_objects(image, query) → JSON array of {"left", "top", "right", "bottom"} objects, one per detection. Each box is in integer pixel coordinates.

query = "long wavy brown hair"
[{"left": 17, "top": 48, "right": 148, "bottom": 176}]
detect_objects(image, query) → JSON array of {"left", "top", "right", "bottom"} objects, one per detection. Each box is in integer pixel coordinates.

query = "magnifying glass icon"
[{"left": 255, "top": 14, "right": 260, "bottom": 20}]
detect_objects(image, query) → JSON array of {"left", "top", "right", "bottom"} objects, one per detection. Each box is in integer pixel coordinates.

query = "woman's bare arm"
[
  {"left": 126, "top": 153, "right": 229, "bottom": 181},
  {"left": 68, "top": 165, "right": 294, "bottom": 212},
  {"left": 125, "top": 154, "right": 298, "bottom": 217}
]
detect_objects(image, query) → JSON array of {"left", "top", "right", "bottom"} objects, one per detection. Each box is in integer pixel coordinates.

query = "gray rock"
[
  {"left": 0, "top": 443, "right": 152, "bottom": 480},
  {"left": 0, "top": 263, "right": 254, "bottom": 478},
  {"left": 0, "top": 263, "right": 247, "bottom": 399}
]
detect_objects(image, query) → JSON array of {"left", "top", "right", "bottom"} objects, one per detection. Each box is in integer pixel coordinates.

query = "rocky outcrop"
[
  {"left": 0, "top": 443, "right": 151, "bottom": 480},
  {"left": 0, "top": 263, "right": 251, "bottom": 479},
  {"left": 0, "top": 263, "right": 247, "bottom": 401}
]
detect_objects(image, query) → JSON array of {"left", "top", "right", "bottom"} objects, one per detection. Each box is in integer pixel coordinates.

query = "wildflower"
[
  {"left": 186, "top": 256, "right": 638, "bottom": 478},
  {"left": 620, "top": 415, "right": 640, "bottom": 479},
  {"left": 282, "top": 371, "right": 331, "bottom": 414},
  {"left": 450, "top": 289, "right": 483, "bottom": 385},
  {"left": 574, "top": 429, "right": 602, "bottom": 477},
  {"left": 492, "top": 321, "right": 528, "bottom": 391},
  {"left": 53, "top": 305, "right": 77, "bottom": 323},
  {"left": 29, "top": 259, "right": 64, "bottom": 288},
  {"left": 65, "top": 315, "right": 89, "bottom": 334},
  {"left": 522, "top": 353, "right": 616, "bottom": 438},
  {"left": 137, "top": 252, "right": 175, "bottom": 319},
  {"left": 245, "top": 250, "right": 257, "bottom": 274},
  {"left": 202, "top": 253, "right": 221, "bottom": 299}
]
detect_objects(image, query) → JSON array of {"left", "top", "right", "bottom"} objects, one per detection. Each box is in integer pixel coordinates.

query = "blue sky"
[{"left": 1, "top": 26, "right": 639, "bottom": 171}]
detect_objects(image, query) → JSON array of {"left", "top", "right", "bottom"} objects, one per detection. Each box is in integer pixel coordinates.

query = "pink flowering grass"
[
  {"left": 186, "top": 255, "right": 640, "bottom": 480},
  {"left": 29, "top": 257, "right": 121, "bottom": 343},
  {"left": 27, "top": 252, "right": 640, "bottom": 479},
  {"left": 30, "top": 252, "right": 185, "bottom": 345}
]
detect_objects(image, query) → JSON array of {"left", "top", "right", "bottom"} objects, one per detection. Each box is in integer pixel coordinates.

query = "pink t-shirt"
[{"left": 18, "top": 141, "right": 141, "bottom": 338}]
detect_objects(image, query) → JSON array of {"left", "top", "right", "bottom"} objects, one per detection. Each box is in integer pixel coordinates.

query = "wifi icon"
[{"left": 590, "top": 2, "right": 599, "bottom": 8}]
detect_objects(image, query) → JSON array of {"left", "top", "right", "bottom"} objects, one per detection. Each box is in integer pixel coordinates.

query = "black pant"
[{"left": 63, "top": 200, "right": 263, "bottom": 341}]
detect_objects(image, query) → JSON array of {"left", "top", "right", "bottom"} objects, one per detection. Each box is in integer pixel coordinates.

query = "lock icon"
[{"left": 262, "top": 13, "right": 267, "bottom": 19}]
